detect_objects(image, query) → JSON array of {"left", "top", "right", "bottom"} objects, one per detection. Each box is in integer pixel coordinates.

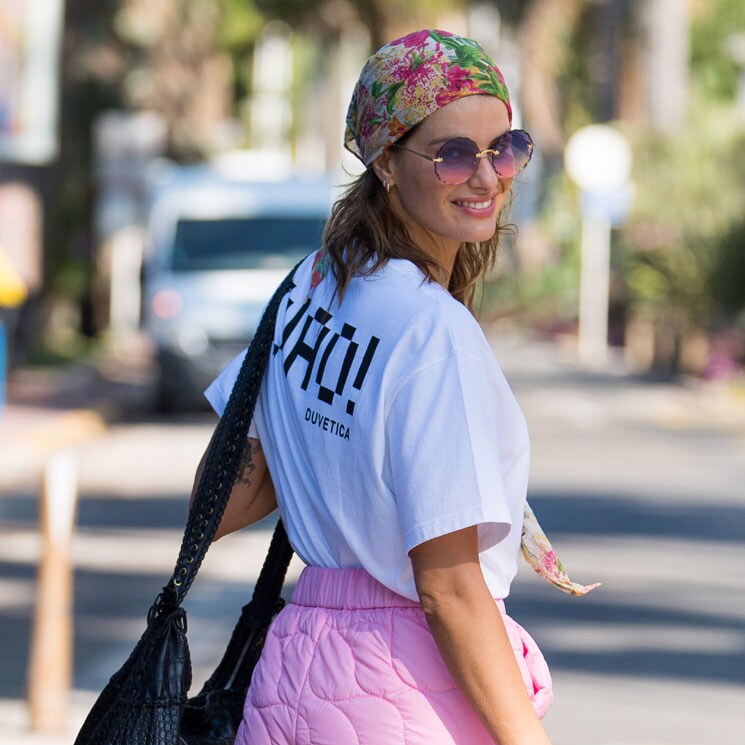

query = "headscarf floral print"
[{"left": 345, "top": 29, "right": 513, "bottom": 166}]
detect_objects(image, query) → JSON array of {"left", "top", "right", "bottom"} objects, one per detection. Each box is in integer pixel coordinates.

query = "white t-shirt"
[{"left": 205, "top": 253, "right": 530, "bottom": 601}]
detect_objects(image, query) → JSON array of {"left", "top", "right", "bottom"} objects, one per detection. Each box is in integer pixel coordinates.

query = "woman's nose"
[{"left": 468, "top": 154, "right": 503, "bottom": 191}]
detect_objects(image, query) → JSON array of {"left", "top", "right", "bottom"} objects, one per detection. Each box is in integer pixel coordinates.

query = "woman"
[{"left": 200, "top": 29, "right": 590, "bottom": 745}]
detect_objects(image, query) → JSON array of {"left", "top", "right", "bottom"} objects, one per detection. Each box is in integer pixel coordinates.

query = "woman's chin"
[{"left": 459, "top": 223, "right": 499, "bottom": 245}]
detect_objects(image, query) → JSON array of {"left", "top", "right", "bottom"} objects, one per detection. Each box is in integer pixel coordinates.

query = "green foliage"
[
  {"left": 690, "top": 0, "right": 745, "bottom": 102},
  {"left": 53, "top": 31, "right": 125, "bottom": 326},
  {"left": 218, "top": 0, "right": 265, "bottom": 49},
  {"left": 216, "top": 0, "right": 265, "bottom": 107},
  {"left": 621, "top": 98, "right": 745, "bottom": 330},
  {"left": 529, "top": 0, "right": 745, "bottom": 351},
  {"left": 606, "top": 1, "right": 745, "bottom": 371},
  {"left": 554, "top": 13, "right": 597, "bottom": 131},
  {"left": 482, "top": 173, "right": 582, "bottom": 328},
  {"left": 254, "top": 0, "right": 462, "bottom": 45},
  {"left": 709, "top": 216, "right": 745, "bottom": 313}
]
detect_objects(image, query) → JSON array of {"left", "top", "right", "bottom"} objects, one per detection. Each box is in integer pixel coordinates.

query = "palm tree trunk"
[{"left": 519, "top": 0, "right": 585, "bottom": 157}]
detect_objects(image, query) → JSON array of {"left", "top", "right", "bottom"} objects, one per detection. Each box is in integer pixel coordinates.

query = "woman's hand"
[
  {"left": 190, "top": 431, "right": 277, "bottom": 540},
  {"left": 410, "top": 527, "right": 553, "bottom": 745}
]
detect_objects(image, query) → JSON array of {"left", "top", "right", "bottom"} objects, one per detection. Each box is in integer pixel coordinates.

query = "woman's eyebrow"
[
  {"left": 425, "top": 135, "right": 460, "bottom": 147},
  {"left": 488, "top": 132, "right": 510, "bottom": 148},
  {"left": 424, "top": 130, "right": 510, "bottom": 148}
]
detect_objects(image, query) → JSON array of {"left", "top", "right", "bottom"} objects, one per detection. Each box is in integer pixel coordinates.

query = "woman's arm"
[
  {"left": 190, "top": 429, "right": 277, "bottom": 540},
  {"left": 410, "top": 527, "right": 552, "bottom": 745}
]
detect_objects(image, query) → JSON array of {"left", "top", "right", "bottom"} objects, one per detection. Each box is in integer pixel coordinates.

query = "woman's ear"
[{"left": 371, "top": 148, "right": 396, "bottom": 190}]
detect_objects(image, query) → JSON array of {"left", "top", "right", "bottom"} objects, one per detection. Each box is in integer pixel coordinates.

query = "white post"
[
  {"left": 578, "top": 214, "right": 612, "bottom": 368},
  {"left": 27, "top": 448, "right": 80, "bottom": 732},
  {"left": 726, "top": 33, "right": 745, "bottom": 123},
  {"left": 251, "top": 21, "right": 293, "bottom": 155},
  {"left": 109, "top": 226, "right": 144, "bottom": 332},
  {"left": 644, "top": 0, "right": 690, "bottom": 133},
  {"left": 0, "top": 320, "right": 6, "bottom": 413},
  {"left": 565, "top": 125, "right": 633, "bottom": 369}
]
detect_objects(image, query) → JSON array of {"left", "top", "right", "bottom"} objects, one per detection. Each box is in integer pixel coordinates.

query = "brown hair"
[{"left": 323, "top": 168, "right": 512, "bottom": 311}]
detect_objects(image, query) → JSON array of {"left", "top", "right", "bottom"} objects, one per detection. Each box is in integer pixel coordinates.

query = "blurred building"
[{"left": 0, "top": 0, "right": 64, "bottom": 364}]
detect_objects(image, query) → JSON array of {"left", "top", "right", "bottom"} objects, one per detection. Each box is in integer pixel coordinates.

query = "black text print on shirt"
[{"left": 274, "top": 296, "right": 381, "bottom": 423}]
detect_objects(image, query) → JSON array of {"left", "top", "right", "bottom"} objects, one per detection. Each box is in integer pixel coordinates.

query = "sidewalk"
[
  {"left": 1, "top": 338, "right": 155, "bottom": 490},
  {"left": 4, "top": 329, "right": 745, "bottom": 488},
  {"left": 488, "top": 329, "right": 745, "bottom": 745},
  {"left": 489, "top": 326, "right": 745, "bottom": 438},
  {"left": 0, "top": 339, "right": 155, "bottom": 744}
]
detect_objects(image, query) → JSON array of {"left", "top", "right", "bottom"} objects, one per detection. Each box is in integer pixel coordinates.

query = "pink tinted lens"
[
  {"left": 491, "top": 130, "right": 533, "bottom": 178},
  {"left": 435, "top": 131, "right": 534, "bottom": 184},
  {"left": 435, "top": 138, "right": 479, "bottom": 184}
]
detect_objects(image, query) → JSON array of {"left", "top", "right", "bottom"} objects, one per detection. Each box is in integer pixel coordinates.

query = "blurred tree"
[
  {"left": 710, "top": 217, "right": 745, "bottom": 316},
  {"left": 113, "top": 0, "right": 267, "bottom": 156},
  {"left": 487, "top": 0, "right": 745, "bottom": 377},
  {"left": 52, "top": 0, "right": 128, "bottom": 342},
  {"left": 519, "top": 0, "right": 586, "bottom": 159},
  {"left": 690, "top": 0, "right": 745, "bottom": 102},
  {"left": 621, "top": 102, "right": 745, "bottom": 363},
  {"left": 254, "top": 0, "right": 459, "bottom": 49},
  {"left": 50, "top": 0, "right": 264, "bottom": 343},
  {"left": 617, "top": 1, "right": 745, "bottom": 374},
  {"left": 51, "top": 0, "right": 745, "bottom": 377},
  {"left": 484, "top": 0, "right": 631, "bottom": 327}
]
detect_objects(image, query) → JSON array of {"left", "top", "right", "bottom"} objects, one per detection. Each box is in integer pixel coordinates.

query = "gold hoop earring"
[{"left": 384, "top": 180, "right": 391, "bottom": 193}]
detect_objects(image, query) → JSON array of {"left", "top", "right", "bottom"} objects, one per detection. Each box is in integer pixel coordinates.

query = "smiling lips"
[{"left": 452, "top": 197, "right": 496, "bottom": 216}]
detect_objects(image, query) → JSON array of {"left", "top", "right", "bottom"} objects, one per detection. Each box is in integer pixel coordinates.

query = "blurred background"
[
  {"left": 2, "top": 0, "right": 745, "bottom": 380},
  {"left": 1, "top": 1, "right": 744, "bottom": 744}
]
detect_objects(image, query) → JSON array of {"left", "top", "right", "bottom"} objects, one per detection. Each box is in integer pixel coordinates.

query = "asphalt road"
[{"left": 1, "top": 334, "right": 744, "bottom": 744}]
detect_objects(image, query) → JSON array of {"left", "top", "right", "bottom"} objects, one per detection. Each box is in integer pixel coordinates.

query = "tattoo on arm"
[{"left": 237, "top": 438, "right": 262, "bottom": 486}]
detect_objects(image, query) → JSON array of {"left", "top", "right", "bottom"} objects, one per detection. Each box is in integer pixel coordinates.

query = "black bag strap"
[
  {"left": 191, "top": 519, "right": 294, "bottom": 702},
  {"left": 162, "top": 263, "right": 299, "bottom": 609}
]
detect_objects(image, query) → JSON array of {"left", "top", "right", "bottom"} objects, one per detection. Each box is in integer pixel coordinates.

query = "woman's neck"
[
  {"left": 403, "top": 225, "right": 460, "bottom": 289},
  {"left": 387, "top": 193, "right": 460, "bottom": 288},
  {"left": 425, "top": 238, "right": 460, "bottom": 289}
]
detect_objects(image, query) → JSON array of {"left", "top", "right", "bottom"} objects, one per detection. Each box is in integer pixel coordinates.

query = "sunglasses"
[{"left": 393, "top": 129, "right": 534, "bottom": 185}]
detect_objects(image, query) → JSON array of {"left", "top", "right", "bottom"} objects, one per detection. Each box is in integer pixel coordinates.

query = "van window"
[{"left": 171, "top": 216, "right": 326, "bottom": 271}]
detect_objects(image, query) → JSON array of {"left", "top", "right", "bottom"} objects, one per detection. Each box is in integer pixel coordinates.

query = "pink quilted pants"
[{"left": 235, "top": 566, "right": 553, "bottom": 744}]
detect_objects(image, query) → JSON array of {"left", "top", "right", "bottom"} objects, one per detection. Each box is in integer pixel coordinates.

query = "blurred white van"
[{"left": 141, "top": 159, "right": 333, "bottom": 410}]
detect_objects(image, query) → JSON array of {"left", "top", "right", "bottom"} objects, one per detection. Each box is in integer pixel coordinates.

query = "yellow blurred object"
[{"left": 0, "top": 246, "right": 28, "bottom": 307}]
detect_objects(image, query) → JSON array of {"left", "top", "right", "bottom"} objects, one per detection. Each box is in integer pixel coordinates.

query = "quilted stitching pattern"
[{"left": 236, "top": 573, "right": 552, "bottom": 745}]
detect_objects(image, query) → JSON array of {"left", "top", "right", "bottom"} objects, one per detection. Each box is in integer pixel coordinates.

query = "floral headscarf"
[{"left": 345, "top": 29, "right": 512, "bottom": 166}]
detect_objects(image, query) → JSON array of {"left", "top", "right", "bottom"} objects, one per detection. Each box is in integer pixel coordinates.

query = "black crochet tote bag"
[{"left": 73, "top": 267, "right": 298, "bottom": 745}]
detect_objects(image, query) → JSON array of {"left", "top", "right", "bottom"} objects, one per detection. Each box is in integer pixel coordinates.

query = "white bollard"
[
  {"left": 578, "top": 214, "right": 612, "bottom": 368},
  {"left": 27, "top": 447, "right": 80, "bottom": 733}
]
